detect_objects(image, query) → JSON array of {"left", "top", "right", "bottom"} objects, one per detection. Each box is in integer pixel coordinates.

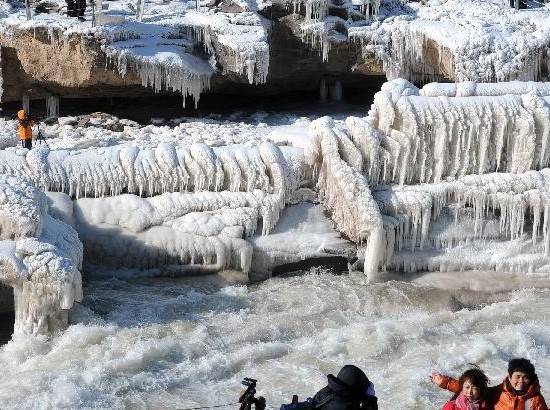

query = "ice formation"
[
  {"left": 9, "top": 78, "right": 550, "bottom": 280},
  {"left": 0, "top": 175, "right": 82, "bottom": 335},
  {"left": 309, "top": 117, "right": 383, "bottom": 273},
  {"left": 0, "top": 141, "right": 299, "bottom": 275},
  {"left": 74, "top": 190, "right": 282, "bottom": 272},
  {"left": 46, "top": 95, "right": 59, "bottom": 118},
  {"left": 0, "top": 142, "right": 299, "bottom": 199},
  {"left": 8, "top": 75, "right": 550, "bottom": 335},
  {"left": 99, "top": 11, "right": 269, "bottom": 105},
  {"left": 367, "top": 79, "right": 550, "bottom": 184},
  {"left": 304, "top": 79, "right": 550, "bottom": 275},
  {"left": 347, "top": 1, "right": 550, "bottom": 83},
  {"left": 103, "top": 38, "right": 214, "bottom": 108}
]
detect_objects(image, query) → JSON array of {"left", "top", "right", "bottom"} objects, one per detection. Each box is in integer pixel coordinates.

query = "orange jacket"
[
  {"left": 438, "top": 375, "right": 548, "bottom": 410},
  {"left": 17, "top": 110, "right": 35, "bottom": 140}
]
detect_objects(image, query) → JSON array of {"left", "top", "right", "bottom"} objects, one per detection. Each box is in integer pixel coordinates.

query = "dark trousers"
[
  {"left": 66, "top": 0, "right": 76, "bottom": 16},
  {"left": 21, "top": 138, "right": 32, "bottom": 149},
  {"left": 66, "top": 0, "right": 85, "bottom": 16},
  {"left": 76, "top": 0, "right": 86, "bottom": 16},
  {"left": 509, "top": 0, "right": 527, "bottom": 8}
]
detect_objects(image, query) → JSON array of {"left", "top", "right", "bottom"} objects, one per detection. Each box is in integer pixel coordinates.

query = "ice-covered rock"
[{"left": 0, "top": 175, "right": 82, "bottom": 336}]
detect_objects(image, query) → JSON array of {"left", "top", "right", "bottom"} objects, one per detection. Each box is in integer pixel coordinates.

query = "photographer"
[
  {"left": 311, "top": 365, "right": 378, "bottom": 410},
  {"left": 17, "top": 109, "right": 36, "bottom": 149}
]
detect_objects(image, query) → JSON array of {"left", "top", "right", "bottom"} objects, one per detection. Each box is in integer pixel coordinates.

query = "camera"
[
  {"left": 242, "top": 378, "right": 257, "bottom": 388},
  {"left": 238, "top": 377, "right": 265, "bottom": 410}
]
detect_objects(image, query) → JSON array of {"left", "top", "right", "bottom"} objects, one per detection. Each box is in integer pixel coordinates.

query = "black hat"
[{"left": 327, "top": 365, "right": 370, "bottom": 397}]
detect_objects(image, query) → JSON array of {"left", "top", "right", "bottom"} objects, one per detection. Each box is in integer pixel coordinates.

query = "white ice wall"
[
  {"left": 366, "top": 79, "right": 550, "bottom": 184},
  {"left": 74, "top": 190, "right": 283, "bottom": 272},
  {"left": 0, "top": 142, "right": 300, "bottom": 199}
]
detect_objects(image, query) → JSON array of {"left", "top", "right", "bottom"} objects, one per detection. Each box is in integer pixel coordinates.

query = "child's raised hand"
[{"left": 430, "top": 370, "right": 443, "bottom": 385}]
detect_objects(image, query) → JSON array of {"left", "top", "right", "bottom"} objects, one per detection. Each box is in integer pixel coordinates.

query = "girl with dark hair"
[{"left": 439, "top": 368, "right": 490, "bottom": 410}]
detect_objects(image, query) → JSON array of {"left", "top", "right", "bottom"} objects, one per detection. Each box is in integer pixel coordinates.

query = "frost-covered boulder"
[{"left": 0, "top": 175, "right": 83, "bottom": 336}]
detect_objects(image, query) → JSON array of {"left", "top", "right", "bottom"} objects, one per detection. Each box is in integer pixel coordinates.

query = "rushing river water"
[{"left": 0, "top": 268, "right": 549, "bottom": 409}]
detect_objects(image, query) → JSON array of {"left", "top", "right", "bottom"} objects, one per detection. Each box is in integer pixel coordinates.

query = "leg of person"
[
  {"left": 23, "top": 138, "right": 32, "bottom": 150},
  {"left": 66, "top": 0, "right": 76, "bottom": 16},
  {"left": 77, "top": 0, "right": 86, "bottom": 17}
]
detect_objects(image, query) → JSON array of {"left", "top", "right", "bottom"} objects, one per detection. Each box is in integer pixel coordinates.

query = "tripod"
[{"left": 35, "top": 123, "right": 50, "bottom": 149}]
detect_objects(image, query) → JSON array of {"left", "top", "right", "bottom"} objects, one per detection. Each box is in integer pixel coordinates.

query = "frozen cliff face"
[
  {"left": 3, "top": 0, "right": 550, "bottom": 108},
  {"left": 0, "top": 175, "right": 83, "bottom": 336}
]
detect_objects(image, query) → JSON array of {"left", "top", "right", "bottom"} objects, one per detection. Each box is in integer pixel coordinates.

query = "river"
[{"left": 0, "top": 267, "right": 549, "bottom": 409}]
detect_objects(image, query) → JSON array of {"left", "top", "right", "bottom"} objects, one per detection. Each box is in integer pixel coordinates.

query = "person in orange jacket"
[
  {"left": 439, "top": 367, "right": 490, "bottom": 410},
  {"left": 431, "top": 358, "right": 548, "bottom": 410},
  {"left": 17, "top": 109, "right": 35, "bottom": 149}
]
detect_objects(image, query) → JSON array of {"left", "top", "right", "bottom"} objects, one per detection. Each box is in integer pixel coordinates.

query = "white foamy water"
[{"left": 0, "top": 269, "right": 549, "bottom": 410}]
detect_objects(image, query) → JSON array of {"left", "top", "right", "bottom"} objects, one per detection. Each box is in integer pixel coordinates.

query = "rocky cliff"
[
  {"left": 2, "top": 0, "right": 550, "bottom": 109},
  {"left": 0, "top": 0, "right": 392, "bottom": 106}
]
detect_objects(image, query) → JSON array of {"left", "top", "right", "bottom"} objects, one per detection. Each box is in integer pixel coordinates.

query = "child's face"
[
  {"left": 462, "top": 380, "right": 481, "bottom": 401},
  {"left": 508, "top": 371, "right": 531, "bottom": 392}
]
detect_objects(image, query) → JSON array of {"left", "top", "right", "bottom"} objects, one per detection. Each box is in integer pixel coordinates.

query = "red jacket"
[{"left": 438, "top": 375, "right": 548, "bottom": 410}]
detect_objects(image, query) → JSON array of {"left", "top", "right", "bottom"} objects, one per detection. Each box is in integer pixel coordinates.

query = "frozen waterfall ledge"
[{"left": 0, "top": 176, "right": 83, "bottom": 336}]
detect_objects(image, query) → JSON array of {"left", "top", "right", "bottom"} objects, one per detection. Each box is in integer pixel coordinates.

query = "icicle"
[
  {"left": 22, "top": 94, "right": 30, "bottom": 113},
  {"left": 46, "top": 95, "right": 59, "bottom": 118},
  {"left": 135, "top": 0, "right": 145, "bottom": 21}
]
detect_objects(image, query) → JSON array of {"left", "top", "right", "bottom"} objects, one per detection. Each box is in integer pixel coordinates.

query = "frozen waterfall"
[{"left": 6, "top": 78, "right": 550, "bottom": 335}]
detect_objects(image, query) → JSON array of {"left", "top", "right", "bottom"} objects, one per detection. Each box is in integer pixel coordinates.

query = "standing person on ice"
[
  {"left": 431, "top": 358, "right": 548, "bottom": 410},
  {"left": 17, "top": 109, "right": 35, "bottom": 150}
]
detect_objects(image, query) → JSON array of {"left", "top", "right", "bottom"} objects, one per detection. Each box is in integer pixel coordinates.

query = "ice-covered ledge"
[
  {"left": 0, "top": 175, "right": 83, "bottom": 336},
  {"left": 249, "top": 202, "right": 356, "bottom": 279}
]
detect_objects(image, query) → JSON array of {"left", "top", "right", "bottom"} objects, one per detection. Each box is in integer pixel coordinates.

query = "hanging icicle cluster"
[
  {"left": 367, "top": 79, "right": 550, "bottom": 184},
  {"left": 0, "top": 142, "right": 300, "bottom": 200},
  {"left": 103, "top": 40, "right": 214, "bottom": 108}
]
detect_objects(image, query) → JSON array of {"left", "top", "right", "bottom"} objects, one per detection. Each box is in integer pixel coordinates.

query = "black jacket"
[{"left": 312, "top": 386, "right": 378, "bottom": 410}]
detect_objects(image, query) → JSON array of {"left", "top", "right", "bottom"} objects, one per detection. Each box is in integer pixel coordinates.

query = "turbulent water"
[{"left": 0, "top": 268, "right": 549, "bottom": 409}]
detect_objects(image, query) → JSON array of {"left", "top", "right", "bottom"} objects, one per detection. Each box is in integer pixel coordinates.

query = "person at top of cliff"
[
  {"left": 65, "top": 0, "right": 86, "bottom": 21},
  {"left": 17, "top": 109, "right": 35, "bottom": 150},
  {"left": 436, "top": 367, "right": 490, "bottom": 410},
  {"left": 431, "top": 358, "right": 548, "bottom": 410}
]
